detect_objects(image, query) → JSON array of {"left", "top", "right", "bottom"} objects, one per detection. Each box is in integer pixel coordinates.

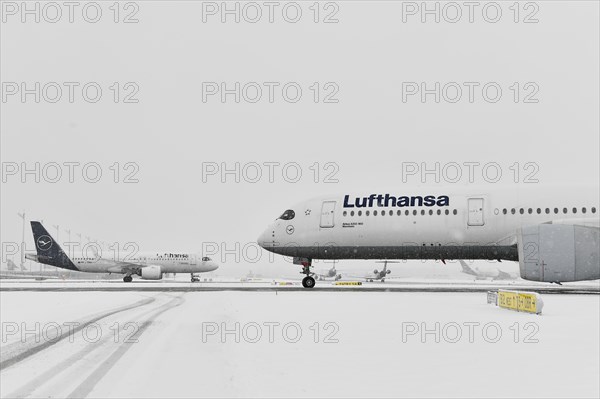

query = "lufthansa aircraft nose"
[
  {"left": 200, "top": 256, "right": 220, "bottom": 272},
  {"left": 257, "top": 228, "right": 269, "bottom": 248}
]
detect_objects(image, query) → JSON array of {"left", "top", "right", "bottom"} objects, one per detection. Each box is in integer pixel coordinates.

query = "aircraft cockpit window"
[
  {"left": 278, "top": 209, "right": 295, "bottom": 220},
  {"left": 202, "top": 257, "right": 211, "bottom": 261}
]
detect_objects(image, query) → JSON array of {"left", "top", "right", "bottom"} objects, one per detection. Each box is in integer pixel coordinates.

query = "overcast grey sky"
[{"left": 1, "top": 1, "right": 598, "bottom": 276}]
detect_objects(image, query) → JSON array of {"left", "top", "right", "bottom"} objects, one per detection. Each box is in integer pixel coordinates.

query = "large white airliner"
[
  {"left": 257, "top": 186, "right": 600, "bottom": 288},
  {"left": 26, "top": 221, "right": 219, "bottom": 282}
]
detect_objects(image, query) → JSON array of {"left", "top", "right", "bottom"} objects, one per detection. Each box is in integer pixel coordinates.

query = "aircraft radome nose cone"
[{"left": 257, "top": 229, "right": 268, "bottom": 248}]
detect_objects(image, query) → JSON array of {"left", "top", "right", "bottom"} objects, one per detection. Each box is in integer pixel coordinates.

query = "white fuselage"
[
  {"left": 58, "top": 252, "right": 218, "bottom": 274},
  {"left": 258, "top": 186, "right": 599, "bottom": 261}
]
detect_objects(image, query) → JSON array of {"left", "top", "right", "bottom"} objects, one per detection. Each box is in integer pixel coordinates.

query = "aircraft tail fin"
[
  {"left": 458, "top": 260, "right": 478, "bottom": 276},
  {"left": 30, "top": 221, "right": 78, "bottom": 271},
  {"left": 6, "top": 259, "right": 17, "bottom": 271}
]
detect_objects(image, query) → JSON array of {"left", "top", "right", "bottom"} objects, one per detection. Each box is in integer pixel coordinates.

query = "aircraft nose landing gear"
[
  {"left": 296, "top": 258, "right": 315, "bottom": 289},
  {"left": 302, "top": 275, "right": 315, "bottom": 288},
  {"left": 191, "top": 273, "right": 199, "bottom": 283},
  {"left": 123, "top": 275, "right": 133, "bottom": 283}
]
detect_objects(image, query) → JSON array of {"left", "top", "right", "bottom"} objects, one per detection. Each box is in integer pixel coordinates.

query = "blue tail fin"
[{"left": 31, "top": 221, "right": 78, "bottom": 271}]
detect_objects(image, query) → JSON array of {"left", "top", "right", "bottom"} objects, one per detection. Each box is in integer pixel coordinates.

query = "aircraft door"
[
  {"left": 467, "top": 198, "right": 484, "bottom": 226},
  {"left": 320, "top": 201, "right": 336, "bottom": 228}
]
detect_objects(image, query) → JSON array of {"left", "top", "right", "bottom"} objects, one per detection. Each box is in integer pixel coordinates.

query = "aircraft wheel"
[
  {"left": 123, "top": 275, "right": 133, "bottom": 283},
  {"left": 302, "top": 276, "right": 316, "bottom": 289}
]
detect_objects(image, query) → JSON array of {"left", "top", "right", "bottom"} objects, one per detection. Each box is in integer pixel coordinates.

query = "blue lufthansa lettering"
[{"left": 342, "top": 194, "right": 450, "bottom": 208}]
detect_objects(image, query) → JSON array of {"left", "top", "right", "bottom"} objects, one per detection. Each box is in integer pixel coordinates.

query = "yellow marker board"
[
  {"left": 517, "top": 292, "right": 541, "bottom": 313},
  {"left": 498, "top": 291, "right": 519, "bottom": 310},
  {"left": 498, "top": 290, "right": 543, "bottom": 314},
  {"left": 334, "top": 281, "right": 362, "bottom": 286}
]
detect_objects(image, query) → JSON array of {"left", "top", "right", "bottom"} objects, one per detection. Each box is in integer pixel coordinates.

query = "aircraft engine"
[
  {"left": 518, "top": 224, "right": 600, "bottom": 282},
  {"left": 373, "top": 269, "right": 379, "bottom": 275},
  {"left": 386, "top": 269, "right": 391, "bottom": 274},
  {"left": 140, "top": 265, "right": 162, "bottom": 280}
]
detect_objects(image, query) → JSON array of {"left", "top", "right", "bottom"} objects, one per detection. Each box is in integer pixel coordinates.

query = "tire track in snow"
[
  {"left": 0, "top": 296, "right": 156, "bottom": 371},
  {"left": 66, "top": 294, "right": 185, "bottom": 398},
  {"left": 5, "top": 294, "right": 184, "bottom": 399}
]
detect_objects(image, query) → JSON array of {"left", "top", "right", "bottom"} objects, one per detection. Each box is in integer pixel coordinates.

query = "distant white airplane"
[
  {"left": 258, "top": 186, "right": 600, "bottom": 288},
  {"left": 6, "top": 259, "right": 21, "bottom": 271},
  {"left": 25, "top": 221, "right": 219, "bottom": 282},
  {"left": 1, "top": 258, "right": 61, "bottom": 280},
  {"left": 458, "top": 260, "right": 516, "bottom": 281},
  {"left": 347, "top": 260, "right": 396, "bottom": 282},
  {"left": 311, "top": 262, "right": 342, "bottom": 281}
]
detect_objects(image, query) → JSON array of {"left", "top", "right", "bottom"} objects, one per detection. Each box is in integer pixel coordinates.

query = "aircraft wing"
[
  {"left": 493, "top": 233, "right": 518, "bottom": 247},
  {"left": 496, "top": 270, "right": 515, "bottom": 280}
]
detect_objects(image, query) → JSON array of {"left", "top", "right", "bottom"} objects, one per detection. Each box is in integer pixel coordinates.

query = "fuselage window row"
[
  {"left": 342, "top": 206, "right": 597, "bottom": 218},
  {"left": 500, "top": 207, "right": 596, "bottom": 215},
  {"left": 342, "top": 209, "right": 458, "bottom": 217}
]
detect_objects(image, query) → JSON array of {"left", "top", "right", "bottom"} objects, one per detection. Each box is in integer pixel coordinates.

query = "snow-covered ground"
[
  {"left": 1, "top": 278, "right": 599, "bottom": 293},
  {"left": 1, "top": 290, "right": 599, "bottom": 398}
]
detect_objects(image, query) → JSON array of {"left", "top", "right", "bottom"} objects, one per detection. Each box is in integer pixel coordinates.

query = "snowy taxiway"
[
  {"left": 1, "top": 279, "right": 599, "bottom": 294},
  {"left": 1, "top": 283, "right": 599, "bottom": 398}
]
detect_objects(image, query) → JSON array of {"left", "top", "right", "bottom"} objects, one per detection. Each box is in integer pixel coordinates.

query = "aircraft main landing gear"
[
  {"left": 191, "top": 273, "right": 199, "bottom": 283},
  {"left": 123, "top": 275, "right": 133, "bottom": 283}
]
